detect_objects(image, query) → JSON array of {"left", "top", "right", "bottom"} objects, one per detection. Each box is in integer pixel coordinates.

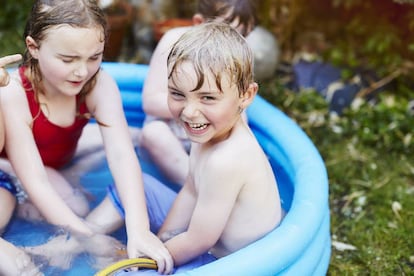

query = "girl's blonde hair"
[{"left": 23, "top": 0, "right": 107, "bottom": 112}]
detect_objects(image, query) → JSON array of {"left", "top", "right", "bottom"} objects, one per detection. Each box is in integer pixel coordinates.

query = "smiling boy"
[{"left": 156, "top": 21, "right": 283, "bottom": 267}]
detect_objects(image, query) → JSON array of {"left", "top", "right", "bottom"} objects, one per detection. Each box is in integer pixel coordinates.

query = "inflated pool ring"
[{"left": 4, "top": 62, "right": 331, "bottom": 276}]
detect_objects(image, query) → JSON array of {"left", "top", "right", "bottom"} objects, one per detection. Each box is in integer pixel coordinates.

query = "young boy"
[
  {"left": 155, "top": 21, "right": 283, "bottom": 268},
  {"left": 141, "top": 0, "right": 257, "bottom": 186}
]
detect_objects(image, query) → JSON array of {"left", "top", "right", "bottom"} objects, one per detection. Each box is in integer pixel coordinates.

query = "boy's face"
[{"left": 167, "top": 62, "right": 244, "bottom": 145}]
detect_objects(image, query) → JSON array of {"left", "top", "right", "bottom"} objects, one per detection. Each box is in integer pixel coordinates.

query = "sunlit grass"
[{"left": 260, "top": 78, "right": 414, "bottom": 275}]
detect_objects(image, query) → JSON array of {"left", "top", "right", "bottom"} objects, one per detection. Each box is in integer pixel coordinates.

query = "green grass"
[{"left": 259, "top": 78, "right": 414, "bottom": 275}]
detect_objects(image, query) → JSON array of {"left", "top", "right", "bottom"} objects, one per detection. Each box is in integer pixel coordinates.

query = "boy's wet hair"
[
  {"left": 167, "top": 21, "right": 254, "bottom": 97},
  {"left": 197, "top": 0, "right": 257, "bottom": 37},
  {"left": 23, "top": 0, "right": 107, "bottom": 105}
]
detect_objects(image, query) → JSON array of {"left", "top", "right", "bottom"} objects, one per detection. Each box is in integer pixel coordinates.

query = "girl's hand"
[
  {"left": 0, "top": 54, "right": 22, "bottom": 86},
  {"left": 127, "top": 230, "right": 174, "bottom": 275}
]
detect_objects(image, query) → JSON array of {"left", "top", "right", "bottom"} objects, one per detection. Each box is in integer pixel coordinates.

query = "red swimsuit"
[{"left": 17, "top": 66, "right": 90, "bottom": 169}]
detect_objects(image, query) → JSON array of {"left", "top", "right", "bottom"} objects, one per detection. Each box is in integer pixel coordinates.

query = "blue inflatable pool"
[{"left": 4, "top": 62, "right": 331, "bottom": 275}]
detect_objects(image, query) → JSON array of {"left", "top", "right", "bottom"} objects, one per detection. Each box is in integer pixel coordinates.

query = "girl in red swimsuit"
[{"left": 0, "top": 1, "right": 173, "bottom": 275}]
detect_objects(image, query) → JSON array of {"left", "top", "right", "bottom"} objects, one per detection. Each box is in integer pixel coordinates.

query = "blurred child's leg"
[
  {"left": 0, "top": 159, "right": 90, "bottom": 221},
  {"left": 16, "top": 167, "right": 90, "bottom": 222},
  {"left": 85, "top": 196, "right": 124, "bottom": 234},
  {"left": 0, "top": 188, "right": 16, "bottom": 233},
  {"left": 44, "top": 167, "right": 90, "bottom": 218}
]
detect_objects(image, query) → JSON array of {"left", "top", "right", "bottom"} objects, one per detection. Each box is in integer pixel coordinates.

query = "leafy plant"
[
  {"left": 0, "top": 0, "right": 32, "bottom": 57},
  {"left": 259, "top": 76, "right": 414, "bottom": 275}
]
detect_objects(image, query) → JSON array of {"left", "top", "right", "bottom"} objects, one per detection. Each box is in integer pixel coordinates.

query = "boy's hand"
[
  {"left": 127, "top": 230, "right": 174, "bottom": 274},
  {"left": 0, "top": 54, "right": 22, "bottom": 86}
]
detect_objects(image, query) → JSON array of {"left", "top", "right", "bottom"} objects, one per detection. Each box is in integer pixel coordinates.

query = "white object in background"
[
  {"left": 246, "top": 26, "right": 279, "bottom": 81},
  {"left": 99, "top": 0, "right": 114, "bottom": 9}
]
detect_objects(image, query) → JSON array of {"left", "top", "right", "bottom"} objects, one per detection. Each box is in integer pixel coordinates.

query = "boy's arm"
[{"left": 162, "top": 161, "right": 241, "bottom": 266}]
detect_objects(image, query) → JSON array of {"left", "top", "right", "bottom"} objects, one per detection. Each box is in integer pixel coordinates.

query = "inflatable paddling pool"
[{"left": 4, "top": 62, "right": 331, "bottom": 275}]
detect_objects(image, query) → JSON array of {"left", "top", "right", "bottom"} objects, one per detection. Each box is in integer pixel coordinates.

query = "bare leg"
[
  {"left": 0, "top": 187, "right": 16, "bottom": 232},
  {"left": 0, "top": 158, "right": 90, "bottom": 222},
  {"left": 44, "top": 167, "right": 90, "bottom": 218},
  {"left": 141, "top": 121, "right": 188, "bottom": 185},
  {"left": 86, "top": 196, "right": 124, "bottom": 234}
]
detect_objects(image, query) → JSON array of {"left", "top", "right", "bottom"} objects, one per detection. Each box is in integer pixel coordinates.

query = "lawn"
[{"left": 260, "top": 78, "right": 414, "bottom": 275}]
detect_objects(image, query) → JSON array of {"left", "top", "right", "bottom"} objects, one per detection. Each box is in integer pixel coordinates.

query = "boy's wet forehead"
[{"left": 169, "top": 62, "right": 233, "bottom": 93}]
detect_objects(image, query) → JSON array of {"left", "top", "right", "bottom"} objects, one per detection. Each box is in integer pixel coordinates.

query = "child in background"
[
  {"left": 0, "top": 53, "right": 42, "bottom": 276},
  {"left": 0, "top": 0, "right": 172, "bottom": 274},
  {"left": 141, "top": 0, "right": 257, "bottom": 186}
]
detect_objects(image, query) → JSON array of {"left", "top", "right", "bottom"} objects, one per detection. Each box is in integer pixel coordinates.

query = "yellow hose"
[{"left": 95, "top": 258, "right": 158, "bottom": 276}]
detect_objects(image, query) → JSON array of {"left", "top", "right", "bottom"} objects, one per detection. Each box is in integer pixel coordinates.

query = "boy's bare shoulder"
[{"left": 204, "top": 136, "right": 264, "bottom": 173}]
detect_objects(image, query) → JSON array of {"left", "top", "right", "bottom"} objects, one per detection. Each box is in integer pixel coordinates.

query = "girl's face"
[
  {"left": 27, "top": 25, "right": 104, "bottom": 97},
  {"left": 167, "top": 62, "right": 244, "bottom": 145}
]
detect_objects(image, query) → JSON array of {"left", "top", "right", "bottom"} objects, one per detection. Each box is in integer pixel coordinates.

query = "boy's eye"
[
  {"left": 202, "top": 96, "right": 216, "bottom": 101},
  {"left": 62, "top": 58, "right": 73, "bottom": 63},
  {"left": 170, "top": 91, "right": 184, "bottom": 98}
]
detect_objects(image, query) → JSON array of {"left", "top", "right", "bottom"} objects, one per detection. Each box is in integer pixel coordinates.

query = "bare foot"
[
  {"left": 25, "top": 233, "right": 125, "bottom": 271},
  {"left": 0, "top": 238, "right": 43, "bottom": 276}
]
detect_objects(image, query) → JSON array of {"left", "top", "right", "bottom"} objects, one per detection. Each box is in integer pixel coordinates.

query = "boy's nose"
[{"left": 182, "top": 102, "right": 200, "bottom": 118}]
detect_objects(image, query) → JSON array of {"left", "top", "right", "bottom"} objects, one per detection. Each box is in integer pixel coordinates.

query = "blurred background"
[{"left": 1, "top": 0, "right": 413, "bottom": 275}]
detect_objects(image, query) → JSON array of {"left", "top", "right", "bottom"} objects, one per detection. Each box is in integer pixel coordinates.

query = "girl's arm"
[
  {"left": 0, "top": 76, "right": 93, "bottom": 236},
  {"left": 87, "top": 70, "right": 173, "bottom": 273}
]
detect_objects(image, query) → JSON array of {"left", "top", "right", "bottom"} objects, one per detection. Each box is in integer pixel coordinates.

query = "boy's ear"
[
  {"left": 26, "top": 36, "right": 39, "bottom": 59},
  {"left": 240, "top": 82, "right": 258, "bottom": 109},
  {"left": 192, "top": 13, "right": 205, "bottom": 25}
]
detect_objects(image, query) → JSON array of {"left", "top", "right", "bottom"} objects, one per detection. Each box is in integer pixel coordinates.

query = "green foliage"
[
  {"left": 260, "top": 78, "right": 414, "bottom": 275},
  {"left": 338, "top": 95, "right": 414, "bottom": 155},
  {"left": 257, "top": 0, "right": 414, "bottom": 79},
  {"left": 0, "top": 0, "right": 32, "bottom": 57}
]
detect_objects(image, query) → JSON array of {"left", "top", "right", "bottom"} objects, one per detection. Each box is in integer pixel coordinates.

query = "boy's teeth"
[{"left": 189, "top": 123, "right": 207, "bottom": 129}]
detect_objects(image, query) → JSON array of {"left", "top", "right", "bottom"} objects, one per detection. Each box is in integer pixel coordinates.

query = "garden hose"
[{"left": 95, "top": 258, "right": 158, "bottom": 276}]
